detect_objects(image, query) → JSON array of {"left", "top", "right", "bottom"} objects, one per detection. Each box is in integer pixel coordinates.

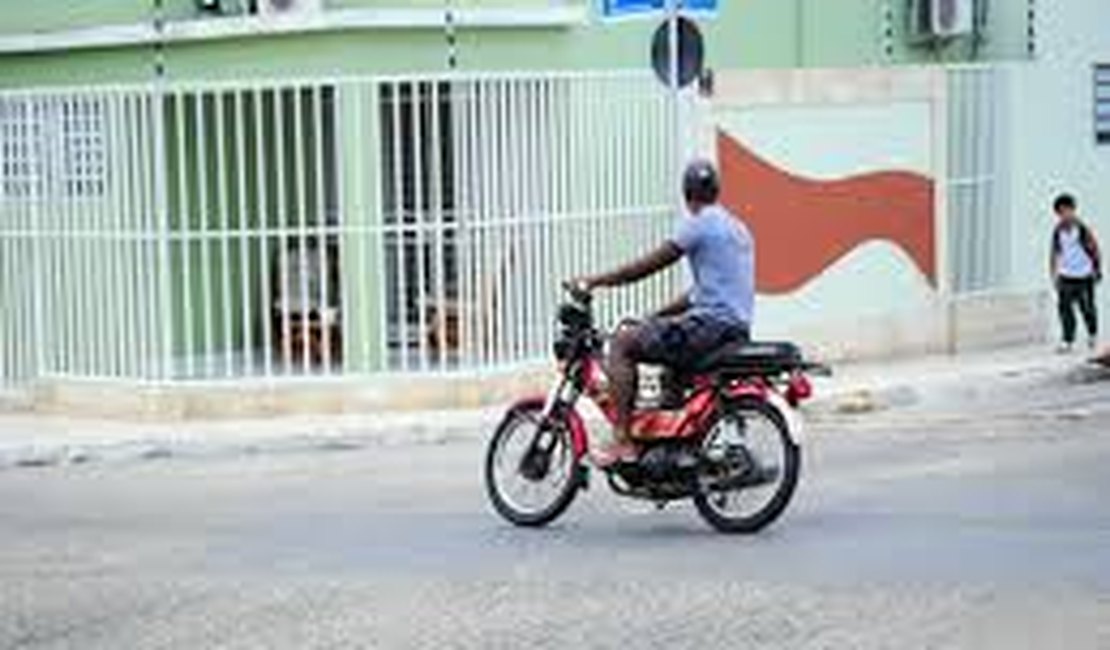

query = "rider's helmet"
[{"left": 682, "top": 158, "right": 720, "bottom": 204}]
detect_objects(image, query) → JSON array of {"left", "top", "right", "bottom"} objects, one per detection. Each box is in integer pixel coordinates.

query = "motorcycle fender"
[
  {"left": 506, "top": 396, "right": 590, "bottom": 459},
  {"left": 765, "top": 391, "right": 805, "bottom": 446}
]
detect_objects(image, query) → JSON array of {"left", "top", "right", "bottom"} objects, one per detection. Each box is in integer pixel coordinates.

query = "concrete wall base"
[
  {"left": 948, "top": 289, "right": 1052, "bottom": 353},
  {"left": 27, "top": 367, "right": 556, "bottom": 422},
  {"left": 14, "top": 290, "right": 1053, "bottom": 420}
]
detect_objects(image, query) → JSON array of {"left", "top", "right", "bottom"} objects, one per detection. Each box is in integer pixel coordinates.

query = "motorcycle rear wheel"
[{"left": 693, "top": 396, "right": 801, "bottom": 534}]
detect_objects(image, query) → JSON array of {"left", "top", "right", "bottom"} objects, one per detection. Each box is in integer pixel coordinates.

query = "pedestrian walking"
[{"left": 1050, "top": 193, "right": 1101, "bottom": 352}]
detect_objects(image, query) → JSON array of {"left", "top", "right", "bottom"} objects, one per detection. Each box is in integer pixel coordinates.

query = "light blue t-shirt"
[{"left": 671, "top": 204, "right": 755, "bottom": 327}]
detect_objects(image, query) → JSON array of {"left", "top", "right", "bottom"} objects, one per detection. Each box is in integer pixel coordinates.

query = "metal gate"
[{"left": 0, "top": 71, "right": 698, "bottom": 389}]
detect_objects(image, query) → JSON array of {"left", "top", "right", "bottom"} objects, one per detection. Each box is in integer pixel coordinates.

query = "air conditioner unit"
[
  {"left": 909, "top": 0, "right": 976, "bottom": 42},
  {"left": 256, "top": 0, "right": 321, "bottom": 18}
]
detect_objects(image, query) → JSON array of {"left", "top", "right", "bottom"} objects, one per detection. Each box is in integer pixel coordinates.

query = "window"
[
  {"left": 0, "top": 99, "right": 47, "bottom": 199},
  {"left": 60, "top": 99, "right": 107, "bottom": 198},
  {"left": 1097, "top": 65, "right": 1110, "bottom": 145},
  {"left": 0, "top": 97, "right": 106, "bottom": 199}
]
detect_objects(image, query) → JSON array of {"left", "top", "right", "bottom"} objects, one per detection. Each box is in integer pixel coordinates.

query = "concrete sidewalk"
[
  {"left": 806, "top": 344, "right": 1103, "bottom": 415},
  {"left": 0, "top": 344, "right": 1103, "bottom": 470}
]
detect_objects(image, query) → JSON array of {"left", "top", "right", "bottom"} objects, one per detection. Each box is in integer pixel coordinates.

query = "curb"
[
  {"left": 1, "top": 354, "right": 1099, "bottom": 472},
  {"left": 0, "top": 411, "right": 504, "bottom": 471},
  {"left": 0, "top": 380, "right": 920, "bottom": 471},
  {"left": 804, "top": 354, "right": 1087, "bottom": 419}
]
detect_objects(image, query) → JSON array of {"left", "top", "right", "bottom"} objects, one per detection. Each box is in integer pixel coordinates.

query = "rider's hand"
[
  {"left": 564, "top": 277, "right": 594, "bottom": 304},
  {"left": 567, "top": 277, "right": 593, "bottom": 293}
]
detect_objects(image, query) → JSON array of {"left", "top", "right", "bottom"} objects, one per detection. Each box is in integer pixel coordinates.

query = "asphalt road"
[{"left": 2, "top": 375, "right": 1110, "bottom": 649}]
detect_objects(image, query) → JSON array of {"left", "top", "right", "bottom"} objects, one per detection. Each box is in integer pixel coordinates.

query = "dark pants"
[{"left": 1057, "top": 277, "right": 1098, "bottom": 343}]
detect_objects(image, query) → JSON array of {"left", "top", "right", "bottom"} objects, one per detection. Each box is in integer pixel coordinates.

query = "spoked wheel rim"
[
  {"left": 490, "top": 411, "right": 576, "bottom": 518},
  {"left": 698, "top": 404, "right": 790, "bottom": 522}
]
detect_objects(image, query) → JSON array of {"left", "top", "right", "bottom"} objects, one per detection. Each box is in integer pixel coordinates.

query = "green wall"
[
  {"left": 0, "top": 0, "right": 152, "bottom": 36},
  {"left": 0, "top": 0, "right": 568, "bottom": 36},
  {"left": 337, "top": 83, "right": 384, "bottom": 373},
  {"left": 0, "top": 0, "right": 1033, "bottom": 90}
]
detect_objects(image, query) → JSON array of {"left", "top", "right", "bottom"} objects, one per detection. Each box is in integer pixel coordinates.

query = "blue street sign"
[{"left": 601, "top": 0, "right": 717, "bottom": 19}]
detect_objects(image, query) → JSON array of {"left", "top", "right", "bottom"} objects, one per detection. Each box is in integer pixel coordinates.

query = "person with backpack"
[{"left": 1050, "top": 194, "right": 1102, "bottom": 352}]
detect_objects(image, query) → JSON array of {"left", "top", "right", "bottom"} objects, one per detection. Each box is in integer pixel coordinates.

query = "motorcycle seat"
[{"left": 684, "top": 340, "right": 804, "bottom": 377}]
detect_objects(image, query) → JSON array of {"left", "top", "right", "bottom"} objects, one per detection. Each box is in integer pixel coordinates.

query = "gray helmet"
[{"left": 682, "top": 158, "right": 720, "bottom": 204}]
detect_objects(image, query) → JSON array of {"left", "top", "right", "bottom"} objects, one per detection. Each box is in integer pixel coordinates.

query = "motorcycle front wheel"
[{"left": 485, "top": 403, "right": 581, "bottom": 528}]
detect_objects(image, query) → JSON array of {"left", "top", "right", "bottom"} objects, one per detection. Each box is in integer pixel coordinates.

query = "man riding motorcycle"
[{"left": 571, "top": 159, "right": 755, "bottom": 466}]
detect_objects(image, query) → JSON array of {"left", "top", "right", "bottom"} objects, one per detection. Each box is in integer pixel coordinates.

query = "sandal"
[{"left": 590, "top": 440, "right": 639, "bottom": 468}]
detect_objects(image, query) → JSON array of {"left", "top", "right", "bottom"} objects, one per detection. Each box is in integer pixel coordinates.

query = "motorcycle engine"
[{"left": 639, "top": 443, "right": 700, "bottom": 483}]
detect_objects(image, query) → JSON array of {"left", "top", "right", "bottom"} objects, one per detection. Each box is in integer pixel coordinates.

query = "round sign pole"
[{"left": 667, "top": 0, "right": 682, "bottom": 213}]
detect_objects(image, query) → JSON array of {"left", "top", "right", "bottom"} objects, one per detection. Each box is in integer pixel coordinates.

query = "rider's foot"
[{"left": 590, "top": 440, "right": 639, "bottom": 468}]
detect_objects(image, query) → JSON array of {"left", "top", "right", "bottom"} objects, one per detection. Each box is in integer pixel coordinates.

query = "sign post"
[
  {"left": 601, "top": 0, "right": 714, "bottom": 209},
  {"left": 667, "top": 0, "right": 681, "bottom": 213}
]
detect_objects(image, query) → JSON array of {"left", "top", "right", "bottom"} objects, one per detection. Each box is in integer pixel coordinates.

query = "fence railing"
[{"left": 0, "top": 71, "right": 695, "bottom": 388}]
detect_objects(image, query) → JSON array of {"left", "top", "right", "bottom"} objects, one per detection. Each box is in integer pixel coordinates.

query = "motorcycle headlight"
[{"left": 557, "top": 302, "right": 591, "bottom": 330}]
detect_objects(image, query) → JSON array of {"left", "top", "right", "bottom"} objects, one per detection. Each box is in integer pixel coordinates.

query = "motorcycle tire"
[
  {"left": 693, "top": 396, "right": 801, "bottom": 534},
  {"left": 485, "top": 404, "right": 581, "bottom": 528}
]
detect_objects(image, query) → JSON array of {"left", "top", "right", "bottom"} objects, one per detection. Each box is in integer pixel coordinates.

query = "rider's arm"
[
  {"left": 583, "top": 242, "right": 682, "bottom": 290},
  {"left": 654, "top": 292, "right": 690, "bottom": 318}
]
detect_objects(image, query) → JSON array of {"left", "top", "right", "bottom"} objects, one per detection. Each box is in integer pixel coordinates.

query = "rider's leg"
[
  {"left": 589, "top": 323, "right": 641, "bottom": 466},
  {"left": 608, "top": 324, "right": 641, "bottom": 444}
]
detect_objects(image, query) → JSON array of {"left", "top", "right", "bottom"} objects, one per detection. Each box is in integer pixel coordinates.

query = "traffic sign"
[
  {"left": 650, "top": 16, "right": 704, "bottom": 88},
  {"left": 601, "top": 0, "right": 717, "bottom": 19}
]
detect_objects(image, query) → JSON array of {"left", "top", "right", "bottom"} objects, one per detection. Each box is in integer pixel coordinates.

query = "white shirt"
[{"left": 1057, "top": 224, "right": 1095, "bottom": 279}]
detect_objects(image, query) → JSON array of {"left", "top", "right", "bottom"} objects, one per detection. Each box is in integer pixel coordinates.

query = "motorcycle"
[{"left": 484, "top": 283, "right": 830, "bottom": 534}]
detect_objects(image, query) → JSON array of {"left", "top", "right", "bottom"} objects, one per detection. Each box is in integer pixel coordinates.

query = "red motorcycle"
[{"left": 484, "top": 284, "right": 829, "bottom": 534}]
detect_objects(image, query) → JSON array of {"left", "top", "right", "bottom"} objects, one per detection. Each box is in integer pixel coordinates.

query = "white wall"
[
  {"left": 1008, "top": 0, "right": 1110, "bottom": 342},
  {"left": 711, "top": 68, "right": 949, "bottom": 360}
]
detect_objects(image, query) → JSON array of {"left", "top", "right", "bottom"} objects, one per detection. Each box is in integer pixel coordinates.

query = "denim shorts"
[{"left": 631, "top": 312, "right": 749, "bottom": 370}]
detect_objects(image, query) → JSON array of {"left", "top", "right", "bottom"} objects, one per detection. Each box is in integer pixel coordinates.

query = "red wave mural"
[{"left": 717, "top": 129, "right": 936, "bottom": 295}]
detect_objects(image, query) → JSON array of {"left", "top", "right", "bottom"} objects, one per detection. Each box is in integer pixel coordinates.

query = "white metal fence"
[
  {"left": 1, "top": 65, "right": 1014, "bottom": 390},
  {"left": 1, "top": 91, "right": 169, "bottom": 387},
  {"left": 0, "top": 71, "right": 696, "bottom": 388},
  {"left": 947, "top": 65, "right": 1012, "bottom": 294}
]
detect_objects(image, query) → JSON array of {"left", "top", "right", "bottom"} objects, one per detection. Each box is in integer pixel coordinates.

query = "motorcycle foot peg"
[{"left": 576, "top": 465, "right": 591, "bottom": 490}]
